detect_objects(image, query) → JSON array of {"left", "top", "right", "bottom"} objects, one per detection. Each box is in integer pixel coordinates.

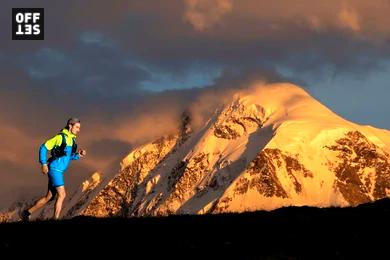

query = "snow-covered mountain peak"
[{"left": 75, "top": 83, "right": 389, "bottom": 217}]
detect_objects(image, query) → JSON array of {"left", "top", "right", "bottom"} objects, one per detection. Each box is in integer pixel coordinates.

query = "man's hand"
[
  {"left": 42, "top": 164, "right": 49, "bottom": 175},
  {"left": 78, "top": 149, "right": 87, "bottom": 158}
]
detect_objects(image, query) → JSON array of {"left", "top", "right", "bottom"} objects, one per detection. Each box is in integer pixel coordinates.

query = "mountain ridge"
[{"left": 2, "top": 197, "right": 390, "bottom": 258}]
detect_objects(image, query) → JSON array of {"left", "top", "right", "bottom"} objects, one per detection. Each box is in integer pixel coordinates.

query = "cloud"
[
  {"left": 183, "top": 0, "right": 233, "bottom": 31},
  {"left": 338, "top": 5, "right": 360, "bottom": 33},
  {"left": 0, "top": 159, "right": 42, "bottom": 209},
  {"left": 2, "top": 0, "right": 390, "bottom": 77},
  {"left": 87, "top": 139, "right": 132, "bottom": 161}
]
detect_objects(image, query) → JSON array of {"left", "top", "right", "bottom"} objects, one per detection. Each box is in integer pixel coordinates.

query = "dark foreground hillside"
[{"left": 1, "top": 199, "right": 389, "bottom": 259}]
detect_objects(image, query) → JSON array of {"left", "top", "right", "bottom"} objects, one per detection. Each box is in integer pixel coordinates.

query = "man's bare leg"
[
  {"left": 27, "top": 189, "right": 53, "bottom": 215},
  {"left": 54, "top": 186, "right": 66, "bottom": 219}
]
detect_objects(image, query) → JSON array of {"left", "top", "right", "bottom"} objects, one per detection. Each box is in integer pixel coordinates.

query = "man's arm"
[
  {"left": 70, "top": 152, "right": 80, "bottom": 160},
  {"left": 71, "top": 149, "right": 86, "bottom": 160}
]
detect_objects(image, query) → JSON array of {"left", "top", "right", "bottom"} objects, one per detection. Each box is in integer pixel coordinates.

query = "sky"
[{"left": 0, "top": 0, "right": 389, "bottom": 208}]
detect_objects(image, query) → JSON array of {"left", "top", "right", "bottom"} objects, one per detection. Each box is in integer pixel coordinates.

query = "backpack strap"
[
  {"left": 71, "top": 137, "right": 78, "bottom": 154},
  {"left": 59, "top": 133, "right": 66, "bottom": 150},
  {"left": 50, "top": 133, "right": 67, "bottom": 159}
]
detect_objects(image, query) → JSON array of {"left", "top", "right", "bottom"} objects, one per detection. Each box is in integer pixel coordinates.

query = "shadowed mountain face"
[{"left": 1, "top": 83, "right": 389, "bottom": 221}]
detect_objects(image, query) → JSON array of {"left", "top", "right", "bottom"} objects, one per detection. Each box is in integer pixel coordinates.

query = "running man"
[{"left": 20, "top": 118, "right": 86, "bottom": 220}]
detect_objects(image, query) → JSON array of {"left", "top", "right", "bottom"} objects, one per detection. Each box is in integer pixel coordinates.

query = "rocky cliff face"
[
  {"left": 79, "top": 112, "right": 194, "bottom": 217},
  {"left": 234, "top": 148, "right": 314, "bottom": 199},
  {"left": 213, "top": 100, "right": 267, "bottom": 139},
  {"left": 325, "top": 131, "right": 390, "bottom": 205},
  {"left": 82, "top": 135, "right": 179, "bottom": 217}
]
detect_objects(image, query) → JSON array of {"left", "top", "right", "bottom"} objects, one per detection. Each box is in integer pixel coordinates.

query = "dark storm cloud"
[
  {"left": 97, "top": 0, "right": 390, "bottom": 76},
  {"left": 0, "top": 41, "right": 151, "bottom": 137},
  {"left": 2, "top": 0, "right": 390, "bottom": 76}
]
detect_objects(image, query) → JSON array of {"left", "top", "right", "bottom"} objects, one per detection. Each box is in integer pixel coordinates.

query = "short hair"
[{"left": 65, "top": 117, "right": 81, "bottom": 129}]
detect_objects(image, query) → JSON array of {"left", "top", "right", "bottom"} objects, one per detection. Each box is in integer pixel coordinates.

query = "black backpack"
[{"left": 50, "top": 133, "right": 77, "bottom": 159}]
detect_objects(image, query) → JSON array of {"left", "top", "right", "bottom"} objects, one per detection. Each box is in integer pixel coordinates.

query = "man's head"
[{"left": 66, "top": 117, "right": 81, "bottom": 135}]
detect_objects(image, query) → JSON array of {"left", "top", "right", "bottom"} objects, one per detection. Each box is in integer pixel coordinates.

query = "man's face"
[{"left": 69, "top": 122, "right": 81, "bottom": 135}]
